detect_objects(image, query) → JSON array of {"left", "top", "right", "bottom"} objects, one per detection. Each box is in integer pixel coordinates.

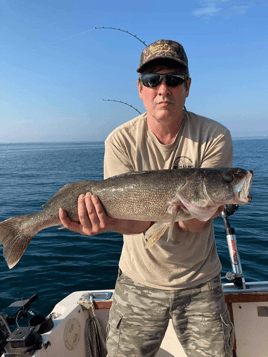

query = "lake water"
[{"left": 0, "top": 139, "right": 267, "bottom": 316}]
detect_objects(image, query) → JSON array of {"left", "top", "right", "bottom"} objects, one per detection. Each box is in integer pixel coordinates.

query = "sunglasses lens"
[
  {"left": 141, "top": 74, "right": 161, "bottom": 87},
  {"left": 141, "top": 74, "right": 186, "bottom": 87},
  {"left": 165, "top": 74, "right": 185, "bottom": 87}
]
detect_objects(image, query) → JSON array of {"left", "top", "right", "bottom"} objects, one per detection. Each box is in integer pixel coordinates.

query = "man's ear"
[
  {"left": 137, "top": 80, "right": 143, "bottom": 100},
  {"left": 185, "top": 78, "right": 191, "bottom": 98}
]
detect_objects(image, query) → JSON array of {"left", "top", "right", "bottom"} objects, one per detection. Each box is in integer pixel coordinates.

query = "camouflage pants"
[{"left": 106, "top": 272, "right": 234, "bottom": 357}]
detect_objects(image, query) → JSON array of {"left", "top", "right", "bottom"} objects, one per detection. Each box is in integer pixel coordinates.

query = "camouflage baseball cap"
[{"left": 137, "top": 39, "right": 188, "bottom": 73}]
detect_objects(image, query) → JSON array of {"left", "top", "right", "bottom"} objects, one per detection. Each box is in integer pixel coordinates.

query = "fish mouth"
[{"left": 234, "top": 171, "right": 253, "bottom": 203}]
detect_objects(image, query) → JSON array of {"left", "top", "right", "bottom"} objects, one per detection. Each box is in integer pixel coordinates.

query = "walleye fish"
[{"left": 0, "top": 168, "right": 253, "bottom": 269}]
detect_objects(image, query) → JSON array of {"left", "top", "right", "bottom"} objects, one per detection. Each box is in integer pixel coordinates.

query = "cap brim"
[{"left": 137, "top": 57, "right": 188, "bottom": 73}]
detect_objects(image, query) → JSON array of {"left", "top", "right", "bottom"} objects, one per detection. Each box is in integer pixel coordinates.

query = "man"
[{"left": 59, "top": 40, "right": 234, "bottom": 356}]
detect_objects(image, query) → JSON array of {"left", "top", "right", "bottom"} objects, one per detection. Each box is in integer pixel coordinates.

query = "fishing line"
[
  {"left": 31, "top": 28, "right": 96, "bottom": 52},
  {"left": 50, "top": 28, "right": 96, "bottom": 45}
]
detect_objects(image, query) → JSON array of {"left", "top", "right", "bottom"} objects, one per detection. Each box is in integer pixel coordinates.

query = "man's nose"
[{"left": 157, "top": 79, "right": 171, "bottom": 95}]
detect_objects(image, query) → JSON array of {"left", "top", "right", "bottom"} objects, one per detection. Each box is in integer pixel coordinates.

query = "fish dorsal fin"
[
  {"left": 42, "top": 181, "right": 89, "bottom": 208},
  {"left": 42, "top": 183, "right": 73, "bottom": 208}
]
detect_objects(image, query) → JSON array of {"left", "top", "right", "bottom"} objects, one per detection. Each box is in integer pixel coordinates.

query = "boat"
[{"left": 1, "top": 207, "right": 268, "bottom": 357}]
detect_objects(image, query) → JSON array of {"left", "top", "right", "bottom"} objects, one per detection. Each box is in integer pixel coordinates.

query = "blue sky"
[{"left": 1, "top": 0, "right": 268, "bottom": 142}]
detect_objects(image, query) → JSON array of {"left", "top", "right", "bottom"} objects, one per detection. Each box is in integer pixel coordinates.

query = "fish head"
[
  {"left": 175, "top": 168, "right": 253, "bottom": 221},
  {"left": 203, "top": 167, "right": 253, "bottom": 205}
]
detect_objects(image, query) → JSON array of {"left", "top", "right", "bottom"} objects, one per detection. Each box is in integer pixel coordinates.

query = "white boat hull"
[{"left": 30, "top": 281, "right": 268, "bottom": 357}]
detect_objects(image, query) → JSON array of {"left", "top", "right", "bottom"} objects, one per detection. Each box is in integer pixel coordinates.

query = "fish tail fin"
[{"left": 0, "top": 215, "right": 37, "bottom": 269}]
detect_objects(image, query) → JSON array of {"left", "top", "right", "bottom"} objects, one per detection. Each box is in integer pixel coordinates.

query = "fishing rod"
[
  {"left": 97, "top": 27, "right": 145, "bottom": 116},
  {"left": 95, "top": 27, "right": 147, "bottom": 47},
  {"left": 102, "top": 99, "right": 141, "bottom": 115},
  {"left": 221, "top": 204, "right": 246, "bottom": 289}
]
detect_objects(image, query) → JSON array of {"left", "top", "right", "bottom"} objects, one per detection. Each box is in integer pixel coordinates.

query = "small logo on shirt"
[{"left": 173, "top": 156, "right": 194, "bottom": 169}]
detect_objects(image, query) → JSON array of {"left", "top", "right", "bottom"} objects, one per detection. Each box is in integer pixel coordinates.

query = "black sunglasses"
[{"left": 139, "top": 73, "right": 188, "bottom": 88}]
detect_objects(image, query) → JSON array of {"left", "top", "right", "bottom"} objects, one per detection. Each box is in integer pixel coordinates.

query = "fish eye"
[{"left": 222, "top": 172, "right": 233, "bottom": 183}]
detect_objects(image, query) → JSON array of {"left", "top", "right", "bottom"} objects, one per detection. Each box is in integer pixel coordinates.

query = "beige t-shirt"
[{"left": 104, "top": 110, "right": 233, "bottom": 290}]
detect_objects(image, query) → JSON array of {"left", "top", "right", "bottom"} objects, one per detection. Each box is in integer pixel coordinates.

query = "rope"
[{"left": 85, "top": 295, "right": 107, "bottom": 357}]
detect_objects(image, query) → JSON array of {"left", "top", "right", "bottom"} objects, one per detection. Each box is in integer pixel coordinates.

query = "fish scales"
[
  {"left": 92, "top": 170, "right": 187, "bottom": 221},
  {"left": 46, "top": 170, "right": 187, "bottom": 222}
]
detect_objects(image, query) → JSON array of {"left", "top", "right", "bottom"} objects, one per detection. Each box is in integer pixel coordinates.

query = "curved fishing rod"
[
  {"left": 95, "top": 27, "right": 147, "bottom": 47},
  {"left": 103, "top": 99, "right": 142, "bottom": 115}
]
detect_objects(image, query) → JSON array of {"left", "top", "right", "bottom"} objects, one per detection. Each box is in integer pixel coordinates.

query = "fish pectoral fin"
[{"left": 144, "top": 223, "right": 170, "bottom": 248}]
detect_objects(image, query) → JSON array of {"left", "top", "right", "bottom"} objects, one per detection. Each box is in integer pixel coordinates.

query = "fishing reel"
[
  {"left": 0, "top": 295, "right": 53, "bottom": 357},
  {"left": 223, "top": 204, "right": 239, "bottom": 217}
]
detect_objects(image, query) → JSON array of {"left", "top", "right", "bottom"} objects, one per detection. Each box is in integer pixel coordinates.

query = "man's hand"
[
  {"left": 59, "top": 193, "right": 116, "bottom": 236},
  {"left": 177, "top": 205, "right": 224, "bottom": 233},
  {"left": 59, "top": 192, "right": 152, "bottom": 236}
]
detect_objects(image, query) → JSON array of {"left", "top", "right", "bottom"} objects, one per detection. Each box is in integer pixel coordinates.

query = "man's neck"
[{"left": 147, "top": 112, "right": 184, "bottom": 145}]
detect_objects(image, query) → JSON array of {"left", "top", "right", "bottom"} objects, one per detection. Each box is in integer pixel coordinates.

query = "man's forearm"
[
  {"left": 177, "top": 219, "right": 211, "bottom": 232},
  {"left": 177, "top": 206, "right": 224, "bottom": 233},
  {"left": 110, "top": 218, "right": 152, "bottom": 235}
]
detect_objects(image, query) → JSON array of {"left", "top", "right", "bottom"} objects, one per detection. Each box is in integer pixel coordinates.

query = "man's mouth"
[{"left": 158, "top": 101, "right": 173, "bottom": 105}]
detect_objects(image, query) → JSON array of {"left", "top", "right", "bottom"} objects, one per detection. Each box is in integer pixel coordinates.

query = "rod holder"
[{"left": 221, "top": 209, "right": 246, "bottom": 289}]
